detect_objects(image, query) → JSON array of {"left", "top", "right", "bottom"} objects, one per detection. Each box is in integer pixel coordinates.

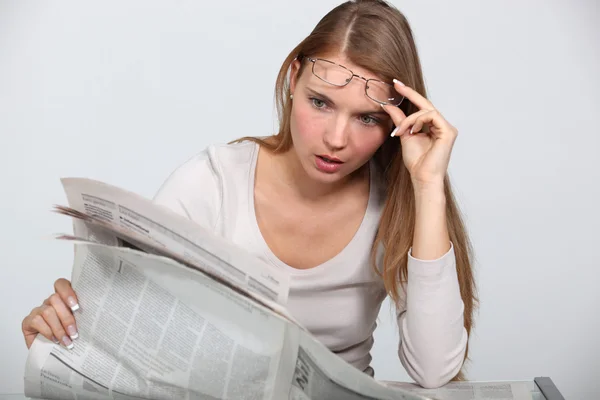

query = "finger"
[
  {"left": 40, "top": 304, "right": 74, "bottom": 349},
  {"left": 391, "top": 109, "right": 432, "bottom": 137},
  {"left": 412, "top": 110, "right": 457, "bottom": 140},
  {"left": 22, "top": 308, "right": 58, "bottom": 349},
  {"left": 410, "top": 111, "right": 436, "bottom": 135},
  {"left": 393, "top": 79, "right": 435, "bottom": 111},
  {"left": 48, "top": 292, "right": 79, "bottom": 341},
  {"left": 380, "top": 103, "right": 407, "bottom": 136},
  {"left": 54, "top": 278, "right": 79, "bottom": 312}
]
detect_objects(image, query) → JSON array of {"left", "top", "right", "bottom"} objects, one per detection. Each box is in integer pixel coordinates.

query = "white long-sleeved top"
[{"left": 152, "top": 140, "right": 468, "bottom": 388}]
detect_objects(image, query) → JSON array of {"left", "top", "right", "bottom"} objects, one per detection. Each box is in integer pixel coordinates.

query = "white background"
[{"left": 1, "top": 1, "right": 598, "bottom": 399}]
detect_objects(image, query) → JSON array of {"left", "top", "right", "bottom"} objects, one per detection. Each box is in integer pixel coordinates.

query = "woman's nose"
[{"left": 323, "top": 117, "right": 350, "bottom": 150}]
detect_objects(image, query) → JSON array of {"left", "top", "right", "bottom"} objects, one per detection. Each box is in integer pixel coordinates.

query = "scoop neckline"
[{"left": 246, "top": 142, "right": 376, "bottom": 276}]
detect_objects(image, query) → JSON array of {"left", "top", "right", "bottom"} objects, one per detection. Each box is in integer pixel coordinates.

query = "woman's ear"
[{"left": 289, "top": 59, "right": 301, "bottom": 95}]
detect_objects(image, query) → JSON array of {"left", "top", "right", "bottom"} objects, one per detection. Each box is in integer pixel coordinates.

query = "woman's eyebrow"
[
  {"left": 305, "top": 87, "right": 389, "bottom": 116},
  {"left": 306, "top": 87, "right": 335, "bottom": 105}
]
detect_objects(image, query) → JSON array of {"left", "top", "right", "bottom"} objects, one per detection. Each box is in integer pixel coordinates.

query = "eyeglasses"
[{"left": 302, "top": 56, "right": 405, "bottom": 106}]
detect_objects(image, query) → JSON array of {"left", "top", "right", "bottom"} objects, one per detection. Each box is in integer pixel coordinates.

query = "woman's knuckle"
[
  {"left": 32, "top": 314, "right": 45, "bottom": 327},
  {"left": 41, "top": 306, "right": 54, "bottom": 319},
  {"left": 49, "top": 293, "right": 62, "bottom": 305}
]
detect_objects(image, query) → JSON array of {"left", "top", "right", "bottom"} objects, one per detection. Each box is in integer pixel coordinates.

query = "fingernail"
[
  {"left": 393, "top": 79, "right": 406, "bottom": 87},
  {"left": 390, "top": 126, "right": 400, "bottom": 137},
  {"left": 67, "top": 297, "right": 79, "bottom": 312},
  {"left": 67, "top": 325, "right": 78, "bottom": 340},
  {"left": 52, "top": 336, "right": 60, "bottom": 344},
  {"left": 62, "top": 336, "right": 74, "bottom": 350}
]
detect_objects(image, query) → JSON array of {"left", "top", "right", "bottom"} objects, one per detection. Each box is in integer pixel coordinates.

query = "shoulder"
[
  {"left": 159, "top": 140, "right": 257, "bottom": 179},
  {"left": 152, "top": 140, "right": 258, "bottom": 228},
  {"left": 210, "top": 139, "right": 259, "bottom": 167}
]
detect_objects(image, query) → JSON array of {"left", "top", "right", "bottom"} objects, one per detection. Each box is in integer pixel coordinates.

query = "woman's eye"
[
  {"left": 360, "top": 115, "right": 379, "bottom": 126},
  {"left": 311, "top": 98, "right": 327, "bottom": 109}
]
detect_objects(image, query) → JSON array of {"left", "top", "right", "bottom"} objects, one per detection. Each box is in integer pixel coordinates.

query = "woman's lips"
[
  {"left": 315, "top": 155, "right": 344, "bottom": 173},
  {"left": 317, "top": 154, "right": 342, "bottom": 163}
]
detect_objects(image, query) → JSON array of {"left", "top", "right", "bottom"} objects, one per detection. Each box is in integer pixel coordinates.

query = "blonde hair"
[{"left": 233, "top": 0, "right": 477, "bottom": 380}]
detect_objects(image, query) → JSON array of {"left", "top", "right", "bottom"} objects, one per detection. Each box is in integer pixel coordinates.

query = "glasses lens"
[
  {"left": 312, "top": 59, "right": 353, "bottom": 86},
  {"left": 366, "top": 80, "right": 404, "bottom": 106}
]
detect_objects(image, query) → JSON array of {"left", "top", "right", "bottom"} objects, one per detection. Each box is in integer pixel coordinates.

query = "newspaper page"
[
  {"left": 24, "top": 241, "right": 295, "bottom": 399},
  {"left": 384, "top": 381, "right": 534, "bottom": 400},
  {"left": 54, "top": 213, "right": 298, "bottom": 328},
  {"left": 285, "top": 328, "right": 430, "bottom": 400},
  {"left": 23, "top": 177, "right": 434, "bottom": 400},
  {"left": 60, "top": 177, "right": 289, "bottom": 306},
  {"left": 24, "top": 239, "right": 429, "bottom": 400}
]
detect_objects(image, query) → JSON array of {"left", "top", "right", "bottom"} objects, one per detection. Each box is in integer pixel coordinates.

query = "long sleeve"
[{"left": 396, "top": 241, "right": 468, "bottom": 388}]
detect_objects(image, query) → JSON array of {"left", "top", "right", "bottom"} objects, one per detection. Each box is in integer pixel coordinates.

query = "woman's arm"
[
  {"left": 381, "top": 81, "right": 468, "bottom": 388},
  {"left": 397, "top": 182, "right": 468, "bottom": 389},
  {"left": 412, "top": 183, "right": 451, "bottom": 259}
]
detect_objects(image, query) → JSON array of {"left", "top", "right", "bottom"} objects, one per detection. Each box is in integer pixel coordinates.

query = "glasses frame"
[{"left": 303, "top": 56, "right": 405, "bottom": 107}]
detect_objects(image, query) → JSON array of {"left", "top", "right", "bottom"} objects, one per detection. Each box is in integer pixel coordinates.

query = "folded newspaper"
[
  {"left": 24, "top": 178, "right": 536, "bottom": 400},
  {"left": 25, "top": 177, "right": 443, "bottom": 400}
]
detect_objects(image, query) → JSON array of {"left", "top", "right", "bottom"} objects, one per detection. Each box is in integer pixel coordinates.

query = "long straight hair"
[{"left": 233, "top": 0, "right": 477, "bottom": 380}]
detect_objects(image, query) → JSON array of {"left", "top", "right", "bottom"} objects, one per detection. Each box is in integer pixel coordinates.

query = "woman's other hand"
[{"left": 21, "top": 278, "right": 80, "bottom": 349}]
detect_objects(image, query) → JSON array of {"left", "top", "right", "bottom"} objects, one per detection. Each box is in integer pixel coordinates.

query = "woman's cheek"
[{"left": 292, "top": 102, "right": 324, "bottom": 142}]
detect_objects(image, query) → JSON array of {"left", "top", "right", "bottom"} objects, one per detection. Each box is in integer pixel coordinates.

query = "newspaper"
[
  {"left": 23, "top": 177, "right": 432, "bottom": 400},
  {"left": 384, "top": 381, "right": 534, "bottom": 400},
  {"left": 60, "top": 177, "right": 290, "bottom": 307}
]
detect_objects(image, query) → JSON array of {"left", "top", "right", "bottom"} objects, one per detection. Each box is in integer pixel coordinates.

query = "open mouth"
[
  {"left": 315, "top": 155, "right": 344, "bottom": 173},
  {"left": 317, "top": 155, "right": 343, "bottom": 164}
]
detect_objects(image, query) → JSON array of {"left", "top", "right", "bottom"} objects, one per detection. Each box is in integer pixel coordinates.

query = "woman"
[{"left": 21, "top": 0, "right": 477, "bottom": 389}]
